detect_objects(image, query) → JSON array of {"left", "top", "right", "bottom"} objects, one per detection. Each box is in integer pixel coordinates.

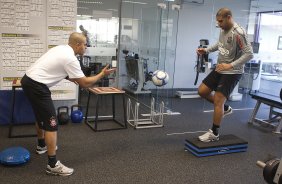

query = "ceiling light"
[
  {"left": 78, "top": 1, "right": 103, "bottom": 4},
  {"left": 122, "top": 1, "right": 147, "bottom": 5},
  {"left": 106, "top": 9, "right": 118, "bottom": 12},
  {"left": 78, "top": 7, "right": 89, "bottom": 9},
  {"left": 77, "top": 15, "right": 92, "bottom": 18}
]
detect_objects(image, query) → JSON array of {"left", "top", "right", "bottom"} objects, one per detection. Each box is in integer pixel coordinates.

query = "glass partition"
[
  {"left": 77, "top": 0, "right": 120, "bottom": 91},
  {"left": 195, "top": 0, "right": 258, "bottom": 112},
  {"left": 197, "top": 0, "right": 282, "bottom": 113},
  {"left": 76, "top": 0, "right": 282, "bottom": 119},
  {"left": 76, "top": 18, "right": 119, "bottom": 48},
  {"left": 119, "top": 0, "right": 179, "bottom": 113},
  {"left": 76, "top": 0, "right": 121, "bottom": 105},
  {"left": 76, "top": 0, "right": 180, "bottom": 115},
  {"left": 246, "top": 0, "right": 282, "bottom": 96},
  {"left": 154, "top": 3, "right": 179, "bottom": 111}
]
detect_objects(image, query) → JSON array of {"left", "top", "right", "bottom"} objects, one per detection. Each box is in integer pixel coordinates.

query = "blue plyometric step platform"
[{"left": 184, "top": 134, "right": 248, "bottom": 157}]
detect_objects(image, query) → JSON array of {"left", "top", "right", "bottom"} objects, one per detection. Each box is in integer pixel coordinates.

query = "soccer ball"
[{"left": 152, "top": 70, "right": 169, "bottom": 87}]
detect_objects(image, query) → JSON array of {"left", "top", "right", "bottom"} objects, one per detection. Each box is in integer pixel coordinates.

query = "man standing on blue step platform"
[
  {"left": 21, "top": 32, "right": 115, "bottom": 176},
  {"left": 196, "top": 8, "right": 253, "bottom": 142}
]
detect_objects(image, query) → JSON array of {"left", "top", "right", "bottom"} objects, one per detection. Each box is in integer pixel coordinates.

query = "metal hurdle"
[{"left": 127, "top": 97, "right": 164, "bottom": 129}]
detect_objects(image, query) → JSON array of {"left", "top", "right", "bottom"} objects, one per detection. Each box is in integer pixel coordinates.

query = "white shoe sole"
[
  {"left": 199, "top": 137, "right": 219, "bottom": 142},
  {"left": 46, "top": 170, "right": 73, "bottom": 176},
  {"left": 36, "top": 150, "right": 47, "bottom": 154}
]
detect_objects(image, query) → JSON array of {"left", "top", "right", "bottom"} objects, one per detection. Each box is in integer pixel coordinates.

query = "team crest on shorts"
[{"left": 49, "top": 116, "right": 57, "bottom": 127}]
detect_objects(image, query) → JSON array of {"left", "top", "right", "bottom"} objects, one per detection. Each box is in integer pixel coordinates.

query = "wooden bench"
[{"left": 248, "top": 91, "right": 282, "bottom": 134}]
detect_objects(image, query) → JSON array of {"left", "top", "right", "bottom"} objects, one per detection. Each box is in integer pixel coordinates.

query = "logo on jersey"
[
  {"left": 49, "top": 116, "right": 57, "bottom": 127},
  {"left": 218, "top": 47, "right": 229, "bottom": 56}
]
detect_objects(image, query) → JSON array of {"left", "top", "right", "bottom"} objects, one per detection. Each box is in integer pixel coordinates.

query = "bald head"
[
  {"left": 68, "top": 32, "right": 87, "bottom": 56},
  {"left": 216, "top": 8, "right": 232, "bottom": 18},
  {"left": 68, "top": 32, "right": 86, "bottom": 46}
]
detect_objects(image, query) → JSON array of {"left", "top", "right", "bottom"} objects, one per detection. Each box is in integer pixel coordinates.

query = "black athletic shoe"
[
  {"left": 223, "top": 106, "right": 233, "bottom": 117},
  {"left": 36, "top": 146, "right": 58, "bottom": 154}
]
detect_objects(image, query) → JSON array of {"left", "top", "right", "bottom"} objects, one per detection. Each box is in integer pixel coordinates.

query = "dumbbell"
[{"left": 256, "top": 158, "right": 282, "bottom": 184}]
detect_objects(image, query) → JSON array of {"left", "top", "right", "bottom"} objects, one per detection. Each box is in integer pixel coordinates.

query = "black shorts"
[
  {"left": 202, "top": 70, "right": 242, "bottom": 98},
  {"left": 21, "top": 75, "right": 58, "bottom": 131}
]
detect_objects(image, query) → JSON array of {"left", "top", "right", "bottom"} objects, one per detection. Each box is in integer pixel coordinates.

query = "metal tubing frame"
[
  {"left": 8, "top": 86, "right": 36, "bottom": 138},
  {"left": 249, "top": 99, "right": 282, "bottom": 134},
  {"left": 126, "top": 97, "right": 164, "bottom": 129}
]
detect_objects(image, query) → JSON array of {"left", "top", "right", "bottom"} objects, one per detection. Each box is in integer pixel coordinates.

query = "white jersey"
[{"left": 26, "top": 45, "right": 85, "bottom": 87}]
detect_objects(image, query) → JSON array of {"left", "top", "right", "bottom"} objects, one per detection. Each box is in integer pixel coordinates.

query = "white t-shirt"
[{"left": 26, "top": 45, "right": 85, "bottom": 87}]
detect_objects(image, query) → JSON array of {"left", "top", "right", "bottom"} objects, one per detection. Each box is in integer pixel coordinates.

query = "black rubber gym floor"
[{"left": 0, "top": 92, "right": 281, "bottom": 184}]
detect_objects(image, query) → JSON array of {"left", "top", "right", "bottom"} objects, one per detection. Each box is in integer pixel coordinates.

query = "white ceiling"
[
  {"left": 77, "top": 0, "right": 182, "bottom": 17},
  {"left": 77, "top": 0, "right": 282, "bottom": 18},
  {"left": 251, "top": 0, "right": 282, "bottom": 12},
  {"left": 77, "top": 0, "right": 121, "bottom": 16}
]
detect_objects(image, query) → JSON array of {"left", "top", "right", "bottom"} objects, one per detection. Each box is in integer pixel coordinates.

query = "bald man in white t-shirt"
[{"left": 21, "top": 32, "right": 115, "bottom": 176}]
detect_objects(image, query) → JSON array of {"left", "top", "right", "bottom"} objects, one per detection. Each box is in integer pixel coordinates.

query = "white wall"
[
  {"left": 256, "top": 14, "right": 282, "bottom": 63},
  {"left": 174, "top": 0, "right": 251, "bottom": 88}
]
